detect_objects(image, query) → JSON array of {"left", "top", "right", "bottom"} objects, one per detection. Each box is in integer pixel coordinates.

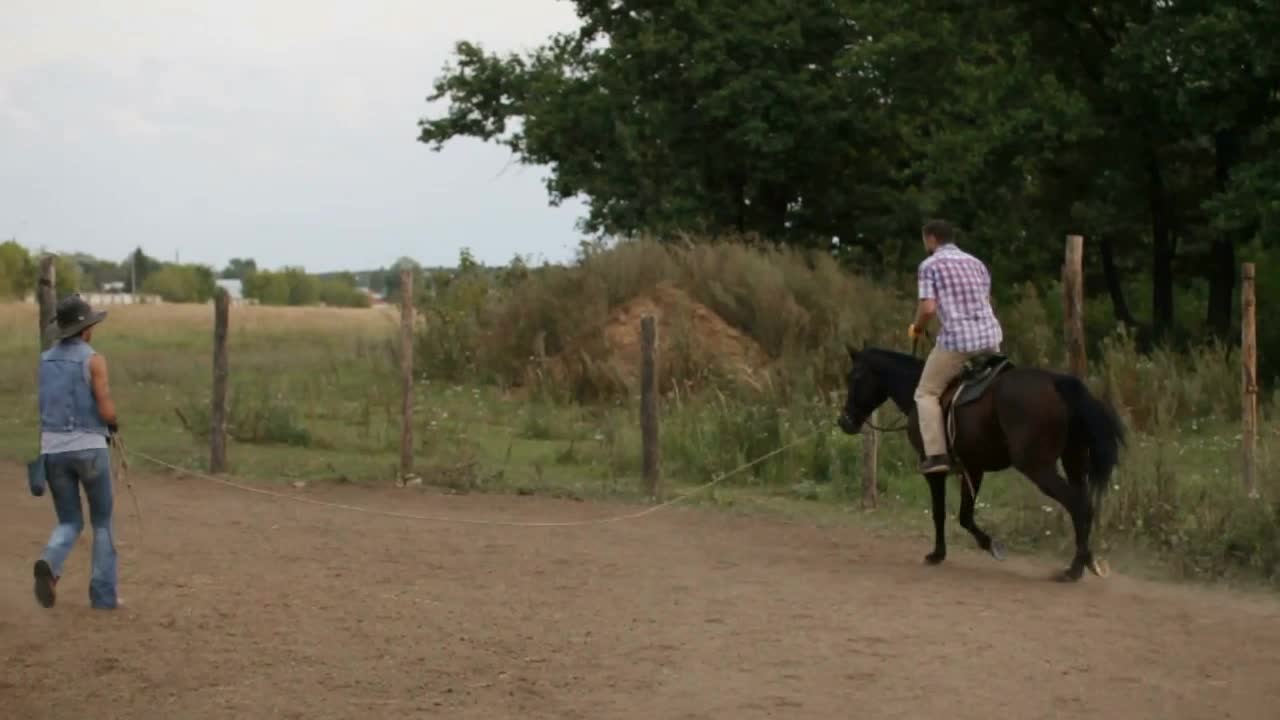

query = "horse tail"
[{"left": 1052, "top": 374, "right": 1126, "bottom": 507}]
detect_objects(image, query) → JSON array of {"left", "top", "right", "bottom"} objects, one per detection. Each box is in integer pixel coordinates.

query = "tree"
[
  {"left": 419, "top": 1, "right": 908, "bottom": 250},
  {"left": 68, "top": 253, "right": 126, "bottom": 291},
  {"left": 220, "top": 258, "right": 258, "bottom": 280},
  {"left": 243, "top": 270, "right": 291, "bottom": 305},
  {"left": 280, "top": 268, "right": 318, "bottom": 306},
  {"left": 241, "top": 267, "right": 356, "bottom": 307},
  {"left": 51, "top": 255, "right": 82, "bottom": 296},
  {"left": 852, "top": 1, "right": 1280, "bottom": 344},
  {"left": 318, "top": 273, "right": 371, "bottom": 308},
  {"left": 124, "top": 247, "right": 162, "bottom": 293},
  {"left": 141, "top": 264, "right": 217, "bottom": 303},
  {"left": 383, "top": 257, "right": 422, "bottom": 304},
  {"left": 1154, "top": 2, "right": 1280, "bottom": 338},
  {"left": 421, "top": 0, "right": 1280, "bottom": 355},
  {"left": 0, "top": 245, "right": 83, "bottom": 298},
  {"left": 0, "top": 240, "right": 34, "bottom": 300}
]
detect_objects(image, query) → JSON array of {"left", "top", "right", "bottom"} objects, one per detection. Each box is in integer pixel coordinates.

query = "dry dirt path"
[{"left": 2, "top": 463, "right": 1278, "bottom": 719}]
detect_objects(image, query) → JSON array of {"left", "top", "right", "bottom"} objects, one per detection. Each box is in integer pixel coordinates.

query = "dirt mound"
[{"left": 551, "top": 283, "right": 770, "bottom": 395}]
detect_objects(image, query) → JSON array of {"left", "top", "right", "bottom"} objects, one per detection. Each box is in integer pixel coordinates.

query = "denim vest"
[{"left": 39, "top": 339, "right": 109, "bottom": 441}]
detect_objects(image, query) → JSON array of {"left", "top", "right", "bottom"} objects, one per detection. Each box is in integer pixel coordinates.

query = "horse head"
[{"left": 838, "top": 343, "right": 889, "bottom": 434}]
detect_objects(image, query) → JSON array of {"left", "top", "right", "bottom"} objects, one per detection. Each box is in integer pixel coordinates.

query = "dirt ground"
[{"left": 2, "top": 463, "right": 1278, "bottom": 720}]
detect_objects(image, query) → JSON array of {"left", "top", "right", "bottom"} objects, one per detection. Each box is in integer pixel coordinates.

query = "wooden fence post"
[
  {"left": 210, "top": 288, "right": 230, "bottom": 473},
  {"left": 532, "top": 330, "right": 547, "bottom": 380},
  {"left": 640, "top": 315, "right": 662, "bottom": 500},
  {"left": 861, "top": 409, "right": 879, "bottom": 509},
  {"left": 1242, "top": 262, "right": 1259, "bottom": 498},
  {"left": 399, "top": 269, "right": 415, "bottom": 484},
  {"left": 37, "top": 255, "right": 56, "bottom": 351},
  {"left": 1063, "top": 235, "right": 1087, "bottom": 378}
]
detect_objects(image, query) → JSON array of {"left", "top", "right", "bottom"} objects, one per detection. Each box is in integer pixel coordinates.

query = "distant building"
[
  {"left": 26, "top": 291, "right": 163, "bottom": 305},
  {"left": 215, "top": 278, "right": 243, "bottom": 300},
  {"left": 358, "top": 286, "right": 386, "bottom": 305},
  {"left": 102, "top": 281, "right": 126, "bottom": 293},
  {"left": 211, "top": 278, "right": 256, "bottom": 306}
]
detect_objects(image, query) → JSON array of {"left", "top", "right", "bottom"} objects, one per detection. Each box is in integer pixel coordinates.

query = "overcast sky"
[{"left": 0, "top": 0, "right": 588, "bottom": 273}]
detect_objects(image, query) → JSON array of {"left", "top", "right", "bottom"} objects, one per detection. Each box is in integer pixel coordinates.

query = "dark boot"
[
  {"left": 919, "top": 455, "right": 950, "bottom": 474},
  {"left": 33, "top": 559, "right": 57, "bottom": 609}
]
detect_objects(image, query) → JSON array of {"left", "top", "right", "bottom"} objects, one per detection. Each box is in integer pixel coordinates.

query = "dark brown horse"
[{"left": 836, "top": 346, "right": 1126, "bottom": 581}]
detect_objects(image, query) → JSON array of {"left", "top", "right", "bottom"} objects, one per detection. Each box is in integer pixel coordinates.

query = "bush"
[
  {"left": 319, "top": 277, "right": 371, "bottom": 308},
  {"left": 181, "top": 382, "right": 312, "bottom": 447},
  {"left": 141, "top": 264, "right": 217, "bottom": 303},
  {"left": 242, "top": 268, "right": 370, "bottom": 308},
  {"left": 415, "top": 238, "right": 916, "bottom": 401},
  {"left": 0, "top": 241, "right": 34, "bottom": 300},
  {"left": 1, "top": 244, "right": 82, "bottom": 298}
]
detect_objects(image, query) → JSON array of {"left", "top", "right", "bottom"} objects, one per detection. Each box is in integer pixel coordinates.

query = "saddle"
[{"left": 942, "top": 352, "right": 1013, "bottom": 458}]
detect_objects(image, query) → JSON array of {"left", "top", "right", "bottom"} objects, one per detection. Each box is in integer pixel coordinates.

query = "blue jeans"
[{"left": 40, "top": 448, "right": 117, "bottom": 609}]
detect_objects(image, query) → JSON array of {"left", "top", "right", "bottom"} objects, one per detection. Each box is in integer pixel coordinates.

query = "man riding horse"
[
  {"left": 838, "top": 220, "right": 1125, "bottom": 581},
  {"left": 909, "top": 219, "right": 1003, "bottom": 475}
]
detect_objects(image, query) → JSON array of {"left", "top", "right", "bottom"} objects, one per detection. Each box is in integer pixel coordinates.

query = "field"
[{"left": 2, "top": 288, "right": 1279, "bottom": 718}]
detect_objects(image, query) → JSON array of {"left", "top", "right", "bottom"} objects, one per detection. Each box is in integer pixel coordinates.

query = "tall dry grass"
[
  {"left": 417, "top": 237, "right": 913, "bottom": 401},
  {"left": 413, "top": 238, "right": 1262, "bottom": 430}
]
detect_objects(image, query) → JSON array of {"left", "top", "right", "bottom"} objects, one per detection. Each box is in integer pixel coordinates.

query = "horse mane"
[
  {"left": 860, "top": 347, "right": 924, "bottom": 370},
  {"left": 857, "top": 347, "right": 926, "bottom": 408}
]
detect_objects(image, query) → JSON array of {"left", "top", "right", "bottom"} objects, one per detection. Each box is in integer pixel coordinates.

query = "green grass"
[
  {"left": 4, "top": 239, "right": 1278, "bottom": 593},
  {"left": 0, "top": 302, "right": 659, "bottom": 499}
]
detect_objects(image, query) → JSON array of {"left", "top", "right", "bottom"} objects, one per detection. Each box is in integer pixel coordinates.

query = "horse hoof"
[
  {"left": 1088, "top": 557, "right": 1111, "bottom": 578},
  {"left": 924, "top": 552, "right": 946, "bottom": 566},
  {"left": 988, "top": 539, "right": 1006, "bottom": 562}
]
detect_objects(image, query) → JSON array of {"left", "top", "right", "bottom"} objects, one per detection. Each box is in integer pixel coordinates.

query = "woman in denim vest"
[{"left": 32, "top": 295, "right": 120, "bottom": 610}]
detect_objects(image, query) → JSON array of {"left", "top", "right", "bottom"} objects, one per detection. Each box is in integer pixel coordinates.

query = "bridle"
[
  {"left": 845, "top": 329, "right": 932, "bottom": 434},
  {"left": 861, "top": 411, "right": 911, "bottom": 434}
]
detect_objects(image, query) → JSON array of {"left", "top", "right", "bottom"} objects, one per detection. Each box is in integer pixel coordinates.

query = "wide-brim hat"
[{"left": 48, "top": 294, "right": 108, "bottom": 340}]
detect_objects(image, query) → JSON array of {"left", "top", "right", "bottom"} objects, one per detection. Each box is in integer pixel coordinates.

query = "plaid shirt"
[{"left": 917, "top": 244, "right": 1003, "bottom": 352}]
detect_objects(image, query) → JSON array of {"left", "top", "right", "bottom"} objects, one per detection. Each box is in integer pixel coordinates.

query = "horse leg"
[
  {"left": 1060, "top": 485, "right": 1096, "bottom": 582},
  {"left": 924, "top": 472, "right": 948, "bottom": 565},
  {"left": 958, "top": 470, "right": 1005, "bottom": 561},
  {"left": 1025, "top": 465, "right": 1094, "bottom": 581},
  {"left": 1061, "top": 439, "right": 1107, "bottom": 577}
]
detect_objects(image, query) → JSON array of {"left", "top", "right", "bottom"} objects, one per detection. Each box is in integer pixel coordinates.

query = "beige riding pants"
[{"left": 914, "top": 345, "right": 998, "bottom": 458}]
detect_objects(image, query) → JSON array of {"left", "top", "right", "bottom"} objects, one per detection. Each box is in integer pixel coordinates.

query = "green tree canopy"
[
  {"left": 141, "top": 264, "right": 217, "bottom": 303},
  {"left": 420, "top": 0, "right": 1280, "bottom": 347},
  {"left": 220, "top": 258, "right": 258, "bottom": 280},
  {"left": 0, "top": 240, "right": 34, "bottom": 300}
]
